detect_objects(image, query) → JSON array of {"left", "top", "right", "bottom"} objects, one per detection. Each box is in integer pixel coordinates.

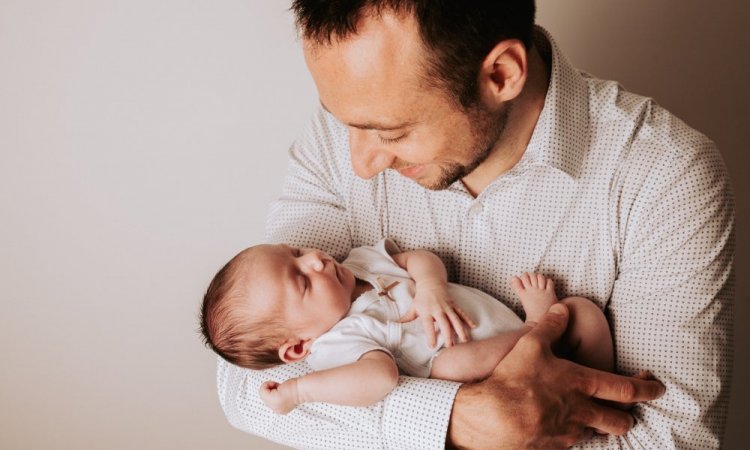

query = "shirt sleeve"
[
  {"left": 217, "top": 107, "right": 460, "bottom": 449},
  {"left": 574, "top": 116, "right": 735, "bottom": 449}
]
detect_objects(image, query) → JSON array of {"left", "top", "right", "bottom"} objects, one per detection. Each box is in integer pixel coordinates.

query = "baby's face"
[{"left": 245, "top": 244, "right": 356, "bottom": 339}]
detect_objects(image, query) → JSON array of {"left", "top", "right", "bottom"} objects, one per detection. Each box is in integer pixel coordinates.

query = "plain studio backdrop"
[{"left": 0, "top": 1, "right": 747, "bottom": 449}]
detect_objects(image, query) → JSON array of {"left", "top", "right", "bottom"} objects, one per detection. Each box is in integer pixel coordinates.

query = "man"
[{"left": 218, "top": 1, "right": 734, "bottom": 448}]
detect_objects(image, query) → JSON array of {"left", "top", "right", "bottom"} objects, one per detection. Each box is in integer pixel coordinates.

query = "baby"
[{"left": 200, "top": 239, "right": 613, "bottom": 414}]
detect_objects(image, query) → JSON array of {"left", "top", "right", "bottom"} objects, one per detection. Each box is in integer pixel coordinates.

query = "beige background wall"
[{"left": 0, "top": 1, "right": 746, "bottom": 449}]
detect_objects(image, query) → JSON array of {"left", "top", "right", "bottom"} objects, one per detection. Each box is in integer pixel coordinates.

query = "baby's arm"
[
  {"left": 431, "top": 327, "right": 531, "bottom": 383},
  {"left": 259, "top": 350, "right": 398, "bottom": 414},
  {"left": 391, "top": 250, "right": 475, "bottom": 347}
]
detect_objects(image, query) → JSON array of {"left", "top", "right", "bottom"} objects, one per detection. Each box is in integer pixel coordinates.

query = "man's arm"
[
  {"left": 259, "top": 351, "right": 399, "bottom": 414},
  {"left": 448, "top": 303, "right": 666, "bottom": 449},
  {"left": 448, "top": 121, "right": 734, "bottom": 450},
  {"left": 572, "top": 129, "right": 735, "bottom": 449}
]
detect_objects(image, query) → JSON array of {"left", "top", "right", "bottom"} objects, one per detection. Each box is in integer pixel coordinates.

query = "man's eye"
[{"left": 378, "top": 134, "right": 405, "bottom": 145}]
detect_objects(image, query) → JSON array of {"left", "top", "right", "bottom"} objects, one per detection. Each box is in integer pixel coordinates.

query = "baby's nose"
[{"left": 307, "top": 252, "right": 329, "bottom": 271}]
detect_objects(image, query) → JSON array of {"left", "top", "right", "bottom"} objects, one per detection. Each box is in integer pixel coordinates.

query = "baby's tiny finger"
[
  {"left": 447, "top": 311, "right": 469, "bottom": 343},
  {"left": 260, "top": 381, "right": 278, "bottom": 392},
  {"left": 422, "top": 315, "right": 437, "bottom": 348},
  {"left": 399, "top": 308, "right": 418, "bottom": 323},
  {"left": 437, "top": 314, "right": 453, "bottom": 347},
  {"left": 456, "top": 306, "right": 477, "bottom": 328}
]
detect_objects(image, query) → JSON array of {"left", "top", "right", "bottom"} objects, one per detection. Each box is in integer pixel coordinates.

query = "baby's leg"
[
  {"left": 511, "top": 272, "right": 559, "bottom": 324},
  {"left": 430, "top": 327, "right": 529, "bottom": 383},
  {"left": 559, "top": 297, "right": 614, "bottom": 372},
  {"left": 512, "top": 274, "right": 613, "bottom": 371}
]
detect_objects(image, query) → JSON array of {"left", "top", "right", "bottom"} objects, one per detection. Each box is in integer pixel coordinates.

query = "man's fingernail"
[{"left": 549, "top": 303, "right": 565, "bottom": 314}]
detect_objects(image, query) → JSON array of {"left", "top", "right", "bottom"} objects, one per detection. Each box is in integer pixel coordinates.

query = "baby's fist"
[{"left": 259, "top": 380, "right": 298, "bottom": 414}]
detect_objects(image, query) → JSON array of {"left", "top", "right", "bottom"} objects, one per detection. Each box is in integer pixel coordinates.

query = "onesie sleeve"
[{"left": 307, "top": 314, "right": 393, "bottom": 371}]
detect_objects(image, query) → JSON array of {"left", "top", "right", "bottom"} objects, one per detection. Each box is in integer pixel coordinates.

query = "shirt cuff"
[{"left": 382, "top": 376, "right": 461, "bottom": 449}]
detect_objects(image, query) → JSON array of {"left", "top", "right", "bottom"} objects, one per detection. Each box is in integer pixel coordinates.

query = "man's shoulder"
[{"left": 583, "top": 74, "right": 717, "bottom": 167}]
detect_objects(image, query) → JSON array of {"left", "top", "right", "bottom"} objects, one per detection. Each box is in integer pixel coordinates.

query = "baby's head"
[{"left": 200, "top": 243, "right": 356, "bottom": 369}]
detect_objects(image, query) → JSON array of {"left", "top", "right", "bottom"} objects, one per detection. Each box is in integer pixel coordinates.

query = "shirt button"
[{"left": 468, "top": 202, "right": 484, "bottom": 216}]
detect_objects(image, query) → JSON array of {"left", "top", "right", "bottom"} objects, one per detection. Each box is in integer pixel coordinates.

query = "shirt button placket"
[
  {"left": 458, "top": 199, "right": 487, "bottom": 285},
  {"left": 468, "top": 201, "right": 484, "bottom": 216}
]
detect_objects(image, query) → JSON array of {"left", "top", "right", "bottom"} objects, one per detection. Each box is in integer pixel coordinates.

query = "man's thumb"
[{"left": 529, "top": 302, "right": 569, "bottom": 344}]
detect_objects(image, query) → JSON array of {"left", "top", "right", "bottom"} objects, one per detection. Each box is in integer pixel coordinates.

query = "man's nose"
[{"left": 348, "top": 128, "right": 394, "bottom": 179}]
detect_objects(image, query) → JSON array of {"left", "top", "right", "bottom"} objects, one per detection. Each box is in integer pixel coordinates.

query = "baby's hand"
[
  {"left": 259, "top": 380, "right": 300, "bottom": 415},
  {"left": 399, "top": 283, "right": 476, "bottom": 348}
]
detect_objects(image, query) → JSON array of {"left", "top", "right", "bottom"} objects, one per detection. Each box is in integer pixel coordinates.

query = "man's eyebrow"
[{"left": 319, "top": 100, "right": 414, "bottom": 131}]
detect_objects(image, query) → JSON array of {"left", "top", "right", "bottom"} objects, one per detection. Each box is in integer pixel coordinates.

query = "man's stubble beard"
[{"left": 421, "top": 103, "right": 511, "bottom": 191}]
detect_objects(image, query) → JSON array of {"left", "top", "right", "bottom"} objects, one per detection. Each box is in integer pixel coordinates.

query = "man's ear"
[
  {"left": 477, "top": 39, "right": 528, "bottom": 106},
  {"left": 278, "top": 338, "right": 313, "bottom": 363}
]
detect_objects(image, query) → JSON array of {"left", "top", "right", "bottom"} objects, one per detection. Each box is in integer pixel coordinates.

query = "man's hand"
[{"left": 447, "top": 303, "right": 666, "bottom": 450}]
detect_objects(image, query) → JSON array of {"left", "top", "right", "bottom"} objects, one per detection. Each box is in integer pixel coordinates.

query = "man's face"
[{"left": 303, "top": 10, "right": 508, "bottom": 190}]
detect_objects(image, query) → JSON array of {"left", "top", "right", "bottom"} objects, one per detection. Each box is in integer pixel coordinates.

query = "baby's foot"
[{"left": 510, "top": 273, "right": 559, "bottom": 324}]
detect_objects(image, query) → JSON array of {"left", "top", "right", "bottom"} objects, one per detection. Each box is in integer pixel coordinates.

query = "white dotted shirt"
[{"left": 217, "top": 28, "right": 734, "bottom": 449}]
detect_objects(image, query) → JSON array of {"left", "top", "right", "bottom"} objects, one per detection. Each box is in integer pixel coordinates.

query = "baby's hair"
[{"left": 199, "top": 247, "right": 289, "bottom": 370}]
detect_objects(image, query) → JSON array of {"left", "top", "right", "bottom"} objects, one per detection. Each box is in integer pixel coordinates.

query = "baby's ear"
[{"left": 278, "top": 338, "right": 312, "bottom": 363}]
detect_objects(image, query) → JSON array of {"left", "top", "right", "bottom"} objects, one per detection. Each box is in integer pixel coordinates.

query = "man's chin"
[
  {"left": 390, "top": 165, "right": 462, "bottom": 190},
  {"left": 417, "top": 178, "right": 454, "bottom": 191},
  {"left": 417, "top": 170, "right": 463, "bottom": 191}
]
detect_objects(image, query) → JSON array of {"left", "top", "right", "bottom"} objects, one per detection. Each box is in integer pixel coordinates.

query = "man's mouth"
[{"left": 397, "top": 164, "right": 425, "bottom": 178}]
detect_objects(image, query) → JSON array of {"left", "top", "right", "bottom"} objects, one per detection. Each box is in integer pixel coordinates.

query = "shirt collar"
[{"left": 524, "top": 26, "right": 590, "bottom": 179}]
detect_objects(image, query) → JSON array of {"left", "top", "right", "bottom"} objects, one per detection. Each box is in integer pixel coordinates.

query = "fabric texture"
[
  {"left": 307, "top": 238, "right": 523, "bottom": 378},
  {"left": 217, "top": 27, "right": 734, "bottom": 450}
]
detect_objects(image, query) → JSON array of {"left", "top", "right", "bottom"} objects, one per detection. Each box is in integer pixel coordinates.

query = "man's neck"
[{"left": 461, "top": 43, "right": 550, "bottom": 197}]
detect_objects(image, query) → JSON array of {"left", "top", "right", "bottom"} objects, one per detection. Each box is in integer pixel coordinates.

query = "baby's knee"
[{"left": 561, "top": 296, "right": 604, "bottom": 321}]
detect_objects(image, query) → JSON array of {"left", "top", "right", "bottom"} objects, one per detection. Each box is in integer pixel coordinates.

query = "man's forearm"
[{"left": 219, "top": 358, "right": 461, "bottom": 449}]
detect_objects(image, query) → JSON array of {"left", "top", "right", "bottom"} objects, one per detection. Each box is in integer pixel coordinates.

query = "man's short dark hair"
[{"left": 291, "top": 0, "right": 536, "bottom": 107}]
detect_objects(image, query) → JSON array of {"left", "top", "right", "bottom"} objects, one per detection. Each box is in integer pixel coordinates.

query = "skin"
[
  {"left": 243, "top": 244, "right": 359, "bottom": 360},
  {"left": 302, "top": 8, "right": 666, "bottom": 449},
  {"left": 245, "top": 244, "right": 471, "bottom": 361},
  {"left": 304, "top": 9, "right": 547, "bottom": 196},
  {"left": 253, "top": 245, "right": 476, "bottom": 414}
]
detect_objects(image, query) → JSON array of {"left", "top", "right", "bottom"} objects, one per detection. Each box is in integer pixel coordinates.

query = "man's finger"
[
  {"left": 576, "top": 400, "right": 635, "bottom": 436},
  {"left": 523, "top": 302, "right": 569, "bottom": 346},
  {"left": 580, "top": 367, "right": 666, "bottom": 403},
  {"left": 603, "top": 371, "right": 659, "bottom": 410}
]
